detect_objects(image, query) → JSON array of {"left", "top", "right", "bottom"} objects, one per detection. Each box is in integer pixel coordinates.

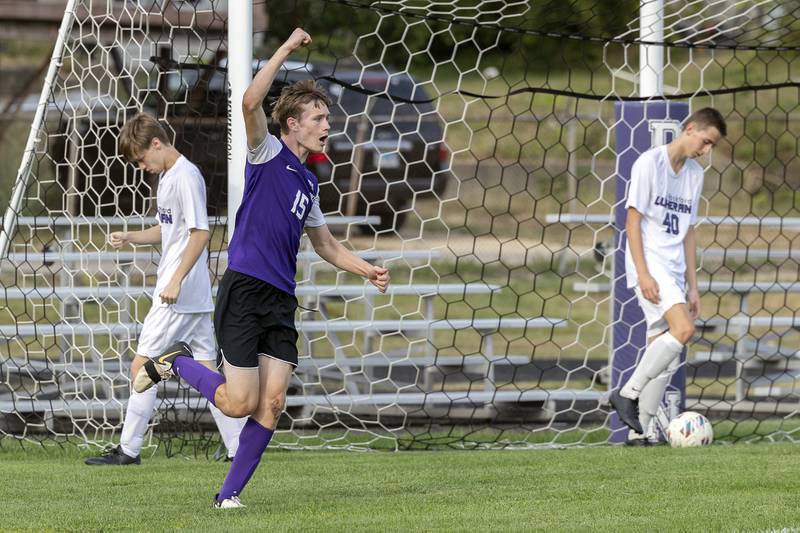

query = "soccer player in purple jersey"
[{"left": 132, "top": 28, "right": 390, "bottom": 508}]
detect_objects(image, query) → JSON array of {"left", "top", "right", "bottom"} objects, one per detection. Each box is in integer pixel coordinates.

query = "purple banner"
[{"left": 611, "top": 101, "right": 689, "bottom": 442}]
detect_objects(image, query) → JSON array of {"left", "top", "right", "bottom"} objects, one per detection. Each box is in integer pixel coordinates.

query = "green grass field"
[{"left": 2, "top": 443, "right": 800, "bottom": 531}]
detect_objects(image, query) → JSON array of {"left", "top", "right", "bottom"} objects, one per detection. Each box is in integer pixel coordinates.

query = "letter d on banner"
[{"left": 611, "top": 101, "right": 689, "bottom": 443}]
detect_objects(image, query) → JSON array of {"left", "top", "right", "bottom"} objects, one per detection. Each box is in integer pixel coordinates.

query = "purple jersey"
[{"left": 228, "top": 135, "right": 326, "bottom": 295}]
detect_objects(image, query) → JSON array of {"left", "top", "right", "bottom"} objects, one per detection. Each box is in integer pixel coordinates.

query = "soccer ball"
[{"left": 666, "top": 411, "right": 714, "bottom": 447}]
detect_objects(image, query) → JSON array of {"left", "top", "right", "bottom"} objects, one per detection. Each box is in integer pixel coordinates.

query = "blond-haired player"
[{"left": 133, "top": 29, "right": 390, "bottom": 508}]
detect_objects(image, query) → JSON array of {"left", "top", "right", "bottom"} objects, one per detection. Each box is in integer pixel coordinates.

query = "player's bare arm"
[
  {"left": 626, "top": 207, "right": 659, "bottom": 304},
  {"left": 159, "top": 228, "right": 210, "bottom": 304},
  {"left": 241, "top": 28, "right": 311, "bottom": 150},
  {"left": 305, "top": 224, "right": 390, "bottom": 292},
  {"left": 683, "top": 225, "right": 700, "bottom": 319},
  {"left": 109, "top": 225, "right": 161, "bottom": 248}
]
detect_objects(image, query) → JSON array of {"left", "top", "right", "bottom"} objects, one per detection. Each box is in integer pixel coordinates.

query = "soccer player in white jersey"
[
  {"left": 85, "top": 113, "right": 245, "bottom": 465},
  {"left": 132, "top": 28, "right": 390, "bottom": 508},
  {"left": 610, "top": 107, "right": 727, "bottom": 445}
]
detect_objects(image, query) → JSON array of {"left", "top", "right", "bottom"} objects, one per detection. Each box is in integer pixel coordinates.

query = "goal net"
[{"left": 1, "top": 0, "right": 799, "bottom": 452}]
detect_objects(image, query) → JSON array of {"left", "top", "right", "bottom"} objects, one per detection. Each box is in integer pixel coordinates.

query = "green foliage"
[{"left": 262, "top": 0, "right": 638, "bottom": 73}]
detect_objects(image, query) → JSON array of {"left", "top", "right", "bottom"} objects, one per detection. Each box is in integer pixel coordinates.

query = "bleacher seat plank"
[{"left": 1, "top": 316, "right": 564, "bottom": 337}]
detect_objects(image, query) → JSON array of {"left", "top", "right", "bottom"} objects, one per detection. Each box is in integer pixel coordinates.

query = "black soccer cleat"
[
  {"left": 626, "top": 437, "right": 667, "bottom": 447},
  {"left": 133, "top": 341, "right": 193, "bottom": 393},
  {"left": 610, "top": 389, "right": 645, "bottom": 435},
  {"left": 84, "top": 445, "right": 141, "bottom": 466}
]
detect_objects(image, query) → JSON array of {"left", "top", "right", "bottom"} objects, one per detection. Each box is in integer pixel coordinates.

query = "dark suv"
[
  {"left": 275, "top": 62, "right": 450, "bottom": 230},
  {"left": 49, "top": 58, "right": 450, "bottom": 230},
  {"left": 167, "top": 58, "right": 450, "bottom": 230}
]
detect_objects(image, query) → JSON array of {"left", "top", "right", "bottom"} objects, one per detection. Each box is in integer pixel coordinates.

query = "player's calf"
[{"left": 133, "top": 341, "right": 193, "bottom": 393}]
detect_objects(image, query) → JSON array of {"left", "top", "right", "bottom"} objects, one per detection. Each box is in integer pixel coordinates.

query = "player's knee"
[
  {"left": 267, "top": 393, "right": 286, "bottom": 419},
  {"left": 244, "top": 396, "right": 260, "bottom": 416},
  {"left": 221, "top": 391, "right": 258, "bottom": 418},
  {"left": 671, "top": 322, "right": 694, "bottom": 344},
  {"left": 227, "top": 400, "right": 257, "bottom": 418}
]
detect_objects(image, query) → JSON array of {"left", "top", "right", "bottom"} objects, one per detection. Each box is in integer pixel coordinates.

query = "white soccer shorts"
[
  {"left": 136, "top": 306, "right": 216, "bottom": 361},
  {"left": 633, "top": 263, "right": 687, "bottom": 338}
]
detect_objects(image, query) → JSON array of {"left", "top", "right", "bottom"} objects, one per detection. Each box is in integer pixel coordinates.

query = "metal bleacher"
[
  {"left": 559, "top": 212, "right": 800, "bottom": 404},
  {"left": 0, "top": 214, "right": 576, "bottom": 430}
]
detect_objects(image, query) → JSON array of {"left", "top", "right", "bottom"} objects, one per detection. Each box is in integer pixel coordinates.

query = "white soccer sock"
[
  {"left": 621, "top": 332, "right": 683, "bottom": 400},
  {"left": 120, "top": 386, "right": 158, "bottom": 457},
  {"left": 636, "top": 356, "right": 680, "bottom": 438},
  {"left": 209, "top": 403, "right": 246, "bottom": 458}
]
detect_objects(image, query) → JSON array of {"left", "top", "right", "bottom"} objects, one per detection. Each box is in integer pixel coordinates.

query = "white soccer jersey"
[
  {"left": 624, "top": 145, "right": 704, "bottom": 288},
  {"left": 153, "top": 155, "right": 214, "bottom": 313}
]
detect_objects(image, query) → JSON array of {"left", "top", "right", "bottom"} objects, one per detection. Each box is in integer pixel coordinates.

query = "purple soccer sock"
[
  {"left": 217, "top": 417, "right": 273, "bottom": 501},
  {"left": 172, "top": 356, "right": 225, "bottom": 405}
]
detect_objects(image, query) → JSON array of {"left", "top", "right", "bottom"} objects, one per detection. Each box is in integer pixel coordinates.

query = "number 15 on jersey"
[{"left": 290, "top": 190, "right": 309, "bottom": 220}]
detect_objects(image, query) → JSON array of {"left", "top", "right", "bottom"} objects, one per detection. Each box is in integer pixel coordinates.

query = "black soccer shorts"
[{"left": 214, "top": 269, "right": 299, "bottom": 368}]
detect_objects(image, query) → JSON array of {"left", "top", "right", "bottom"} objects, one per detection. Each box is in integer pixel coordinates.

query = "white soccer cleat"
[
  {"left": 132, "top": 341, "right": 193, "bottom": 393},
  {"left": 213, "top": 496, "right": 245, "bottom": 509}
]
